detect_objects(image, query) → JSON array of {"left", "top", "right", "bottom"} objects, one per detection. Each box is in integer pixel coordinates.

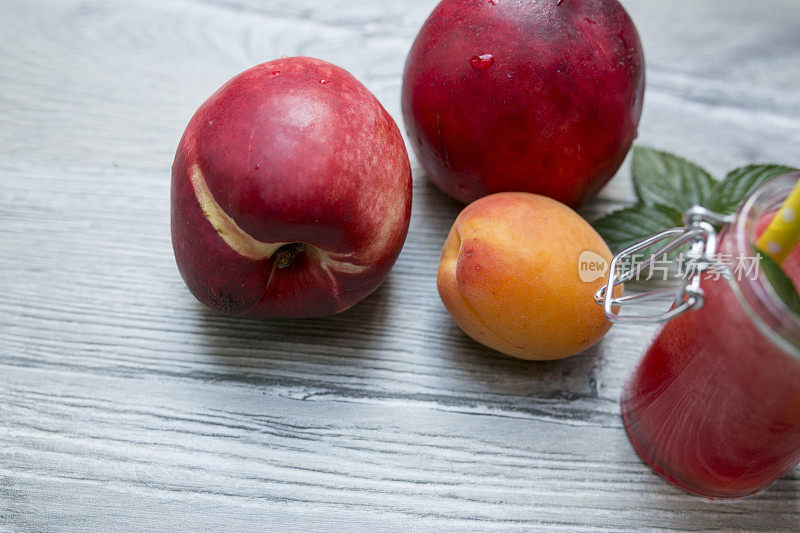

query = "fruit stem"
[{"left": 276, "top": 243, "right": 304, "bottom": 269}]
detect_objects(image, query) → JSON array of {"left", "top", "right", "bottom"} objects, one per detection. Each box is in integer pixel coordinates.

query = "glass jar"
[{"left": 600, "top": 173, "right": 800, "bottom": 499}]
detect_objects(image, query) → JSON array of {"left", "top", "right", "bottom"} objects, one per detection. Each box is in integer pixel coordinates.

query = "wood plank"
[{"left": 3, "top": 366, "right": 800, "bottom": 531}]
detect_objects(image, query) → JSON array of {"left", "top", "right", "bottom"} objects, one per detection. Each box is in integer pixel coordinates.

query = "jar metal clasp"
[{"left": 595, "top": 206, "right": 735, "bottom": 324}]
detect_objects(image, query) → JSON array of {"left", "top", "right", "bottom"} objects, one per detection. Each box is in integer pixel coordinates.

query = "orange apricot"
[{"left": 437, "top": 192, "right": 619, "bottom": 360}]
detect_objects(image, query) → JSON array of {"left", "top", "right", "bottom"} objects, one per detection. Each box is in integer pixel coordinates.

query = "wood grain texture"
[{"left": 2, "top": 0, "right": 800, "bottom": 530}]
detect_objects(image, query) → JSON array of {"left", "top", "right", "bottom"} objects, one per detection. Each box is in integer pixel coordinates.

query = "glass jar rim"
[{"left": 730, "top": 172, "right": 800, "bottom": 359}]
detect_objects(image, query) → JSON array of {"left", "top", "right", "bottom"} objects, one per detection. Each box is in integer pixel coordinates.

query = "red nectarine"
[
  {"left": 172, "top": 57, "right": 412, "bottom": 318},
  {"left": 402, "top": 0, "right": 645, "bottom": 206}
]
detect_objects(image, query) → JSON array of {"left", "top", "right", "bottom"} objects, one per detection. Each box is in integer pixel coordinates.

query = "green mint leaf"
[
  {"left": 594, "top": 148, "right": 799, "bottom": 283},
  {"left": 755, "top": 246, "right": 800, "bottom": 315},
  {"left": 593, "top": 204, "right": 683, "bottom": 255},
  {"left": 713, "top": 164, "right": 800, "bottom": 214},
  {"left": 632, "top": 146, "right": 717, "bottom": 212}
]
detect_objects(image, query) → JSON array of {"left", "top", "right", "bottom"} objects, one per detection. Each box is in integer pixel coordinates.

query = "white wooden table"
[{"left": 2, "top": 1, "right": 800, "bottom": 530}]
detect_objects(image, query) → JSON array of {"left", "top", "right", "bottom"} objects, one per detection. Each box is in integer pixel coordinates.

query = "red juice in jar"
[{"left": 619, "top": 173, "right": 800, "bottom": 499}]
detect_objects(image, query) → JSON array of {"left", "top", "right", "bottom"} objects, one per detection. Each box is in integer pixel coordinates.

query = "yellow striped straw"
[{"left": 756, "top": 176, "right": 800, "bottom": 264}]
